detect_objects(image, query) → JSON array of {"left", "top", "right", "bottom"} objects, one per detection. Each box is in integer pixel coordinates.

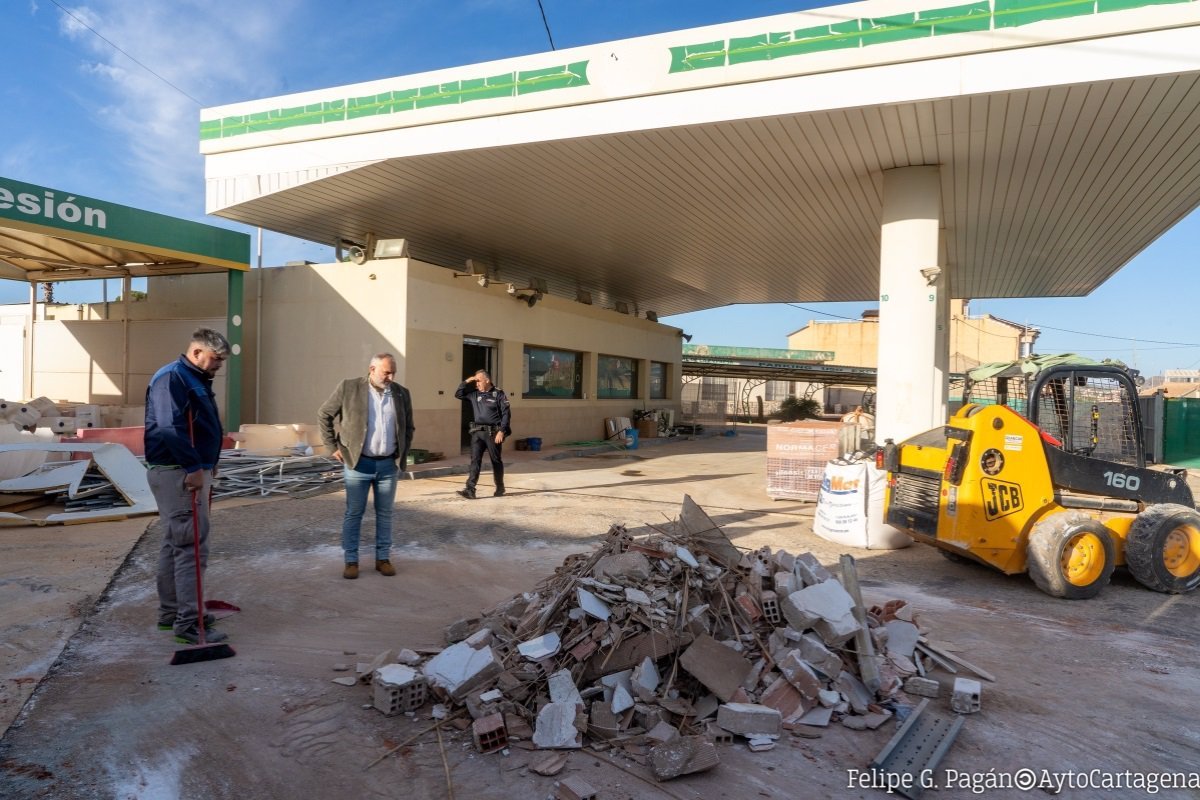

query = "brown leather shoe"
[
  {"left": 375, "top": 560, "right": 397, "bottom": 577},
  {"left": 343, "top": 563, "right": 359, "bottom": 580}
]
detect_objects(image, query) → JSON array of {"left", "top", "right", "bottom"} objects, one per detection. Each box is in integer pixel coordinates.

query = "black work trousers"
[{"left": 466, "top": 428, "right": 504, "bottom": 492}]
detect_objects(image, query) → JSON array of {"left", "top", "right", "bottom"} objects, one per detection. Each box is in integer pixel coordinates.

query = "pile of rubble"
[{"left": 351, "top": 496, "right": 992, "bottom": 790}]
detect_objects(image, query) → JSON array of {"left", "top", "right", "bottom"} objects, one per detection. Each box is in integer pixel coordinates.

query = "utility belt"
[{"left": 470, "top": 423, "right": 500, "bottom": 433}]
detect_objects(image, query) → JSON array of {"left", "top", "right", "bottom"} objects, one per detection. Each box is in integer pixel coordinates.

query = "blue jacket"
[{"left": 144, "top": 356, "right": 224, "bottom": 472}]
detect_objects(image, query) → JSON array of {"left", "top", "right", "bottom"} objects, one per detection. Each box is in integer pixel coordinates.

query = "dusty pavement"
[{"left": 2, "top": 429, "right": 1199, "bottom": 799}]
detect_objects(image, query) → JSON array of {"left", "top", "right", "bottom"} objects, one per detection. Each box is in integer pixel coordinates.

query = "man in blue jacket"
[{"left": 144, "top": 328, "right": 231, "bottom": 645}]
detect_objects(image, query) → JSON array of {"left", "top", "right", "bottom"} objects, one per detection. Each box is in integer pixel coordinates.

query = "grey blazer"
[{"left": 317, "top": 377, "right": 414, "bottom": 469}]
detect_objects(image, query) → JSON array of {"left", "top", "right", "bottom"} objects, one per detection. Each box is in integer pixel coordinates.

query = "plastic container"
[
  {"left": 526, "top": 437, "right": 542, "bottom": 451},
  {"left": 625, "top": 428, "right": 638, "bottom": 449}
]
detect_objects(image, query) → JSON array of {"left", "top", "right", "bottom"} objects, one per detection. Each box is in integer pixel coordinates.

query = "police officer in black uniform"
[{"left": 455, "top": 369, "right": 512, "bottom": 499}]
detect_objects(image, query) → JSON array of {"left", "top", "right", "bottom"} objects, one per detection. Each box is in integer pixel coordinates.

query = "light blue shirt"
[{"left": 363, "top": 385, "right": 397, "bottom": 457}]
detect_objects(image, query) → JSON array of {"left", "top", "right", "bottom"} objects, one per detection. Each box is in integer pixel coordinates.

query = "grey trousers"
[{"left": 149, "top": 467, "right": 213, "bottom": 634}]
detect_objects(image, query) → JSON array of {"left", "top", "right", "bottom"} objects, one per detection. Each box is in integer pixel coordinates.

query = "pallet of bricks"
[{"left": 766, "top": 421, "right": 840, "bottom": 501}]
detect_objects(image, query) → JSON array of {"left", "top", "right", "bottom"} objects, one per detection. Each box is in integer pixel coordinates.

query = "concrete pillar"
[{"left": 876, "top": 166, "right": 945, "bottom": 443}]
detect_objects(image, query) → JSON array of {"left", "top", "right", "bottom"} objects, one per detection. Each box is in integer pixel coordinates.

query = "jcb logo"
[{"left": 981, "top": 479, "right": 1023, "bottom": 520}]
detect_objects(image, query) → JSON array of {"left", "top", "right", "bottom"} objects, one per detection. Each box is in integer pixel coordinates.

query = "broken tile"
[
  {"left": 678, "top": 634, "right": 753, "bottom": 702},
  {"left": 576, "top": 588, "right": 611, "bottom": 621},
  {"left": 759, "top": 676, "right": 809, "bottom": 723},
  {"left": 747, "top": 736, "right": 777, "bottom": 752},
  {"left": 532, "top": 702, "right": 583, "bottom": 749},
  {"left": 530, "top": 750, "right": 569, "bottom": 776},
  {"left": 884, "top": 620, "right": 920, "bottom": 659},
  {"left": 548, "top": 669, "right": 583, "bottom": 708},
  {"left": 796, "top": 705, "right": 833, "bottom": 727},
  {"left": 518, "top": 632, "right": 561, "bottom": 660},
  {"left": 646, "top": 720, "right": 680, "bottom": 744},
  {"left": 422, "top": 641, "right": 502, "bottom": 700}
]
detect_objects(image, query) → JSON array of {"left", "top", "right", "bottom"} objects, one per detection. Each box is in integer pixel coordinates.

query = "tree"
[{"left": 776, "top": 396, "right": 821, "bottom": 422}]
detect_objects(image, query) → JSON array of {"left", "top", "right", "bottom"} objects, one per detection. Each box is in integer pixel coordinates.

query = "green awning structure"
[
  {"left": 0, "top": 176, "right": 251, "bottom": 428},
  {"left": 0, "top": 177, "right": 249, "bottom": 280}
]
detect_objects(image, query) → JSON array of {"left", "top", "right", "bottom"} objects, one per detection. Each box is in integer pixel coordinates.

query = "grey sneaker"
[
  {"left": 457, "top": 488, "right": 477, "bottom": 499},
  {"left": 159, "top": 613, "right": 215, "bottom": 631},
  {"left": 174, "top": 625, "right": 229, "bottom": 645}
]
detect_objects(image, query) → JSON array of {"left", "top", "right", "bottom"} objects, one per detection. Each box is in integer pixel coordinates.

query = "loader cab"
[{"left": 962, "top": 363, "right": 1145, "bottom": 468}]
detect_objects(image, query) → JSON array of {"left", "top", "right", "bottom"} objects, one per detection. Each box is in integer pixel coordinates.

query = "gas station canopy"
[
  {"left": 0, "top": 177, "right": 249, "bottom": 283},
  {"left": 201, "top": 0, "right": 1200, "bottom": 317}
]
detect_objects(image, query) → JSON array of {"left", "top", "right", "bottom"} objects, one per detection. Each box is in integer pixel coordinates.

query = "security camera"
[
  {"left": 526, "top": 293, "right": 539, "bottom": 308},
  {"left": 507, "top": 283, "right": 517, "bottom": 295},
  {"left": 477, "top": 275, "right": 489, "bottom": 288},
  {"left": 919, "top": 266, "right": 942, "bottom": 285}
]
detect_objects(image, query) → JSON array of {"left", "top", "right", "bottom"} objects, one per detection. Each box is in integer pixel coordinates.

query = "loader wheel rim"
[
  {"left": 1062, "top": 532, "right": 1106, "bottom": 586},
  {"left": 1162, "top": 525, "right": 1200, "bottom": 579}
]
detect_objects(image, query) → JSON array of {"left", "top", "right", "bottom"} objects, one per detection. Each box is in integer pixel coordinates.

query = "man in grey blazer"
[{"left": 318, "top": 353, "right": 414, "bottom": 579}]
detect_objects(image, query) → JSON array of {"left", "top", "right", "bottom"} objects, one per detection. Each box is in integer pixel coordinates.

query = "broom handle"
[{"left": 188, "top": 410, "right": 208, "bottom": 646}]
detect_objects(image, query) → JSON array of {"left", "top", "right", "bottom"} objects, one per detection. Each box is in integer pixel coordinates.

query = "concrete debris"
[
  {"left": 554, "top": 775, "right": 598, "bottom": 800},
  {"left": 951, "top": 677, "right": 982, "bottom": 714},
  {"left": 530, "top": 751, "right": 570, "bottom": 776},
  {"left": 533, "top": 702, "right": 584, "bottom": 749},
  {"left": 330, "top": 676, "right": 357, "bottom": 686},
  {"left": 345, "top": 497, "right": 989, "bottom": 789},
  {"left": 649, "top": 735, "right": 720, "bottom": 781},
  {"left": 904, "top": 676, "right": 940, "bottom": 698},
  {"left": 716, "top": 703, "right": 782, "bottom": 737}
]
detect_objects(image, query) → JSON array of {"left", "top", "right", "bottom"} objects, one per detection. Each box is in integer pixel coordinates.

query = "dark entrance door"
[{"left": 461, "top": 339, "right": 496, "bottom": 450}]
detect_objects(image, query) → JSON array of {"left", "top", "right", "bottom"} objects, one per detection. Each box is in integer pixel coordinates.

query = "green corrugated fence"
[{"left": 1163, "top": 397, "right": 1200, "bottom": 469}]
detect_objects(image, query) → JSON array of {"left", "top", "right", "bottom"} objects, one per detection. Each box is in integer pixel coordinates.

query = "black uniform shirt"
[{"left": 455, "top": 383, "right": 512, "bottom": 431}]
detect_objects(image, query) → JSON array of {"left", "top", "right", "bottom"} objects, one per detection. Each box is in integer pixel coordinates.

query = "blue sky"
[{"left": 3, "top": 0, "right": 1199, "bottom": 377}]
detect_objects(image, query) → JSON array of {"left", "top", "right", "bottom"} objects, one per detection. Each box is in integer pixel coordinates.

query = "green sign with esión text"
[
  {"left": 0, "top": 176, "right": 249, "bottom": 269},
  {"left": 683, "top": 344, "right": 834, "bottom": 362}
]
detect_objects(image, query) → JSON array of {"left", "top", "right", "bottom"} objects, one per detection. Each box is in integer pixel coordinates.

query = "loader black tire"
[
  {"left": 1026, "top": 511, "right": 1115, "bottom": 599},
  {"left": 938, "top": 548, "right": 974, "bottom": 566},
  {"left": 1126, "top": 504, "right": 1200, "bottom": 594}
]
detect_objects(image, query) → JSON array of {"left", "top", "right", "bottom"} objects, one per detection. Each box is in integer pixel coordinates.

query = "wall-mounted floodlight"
[
  {"left": 455, "top": 259, "right": 490, "bottom": 287},
  {"left": 575, "top": 290, "right": 592, "bottom": 305},
  {"left": 615, "top": 301, "right": 630, "bottom": 315},
  {"left": 645, "top": 311, "right": 658, "bottom": 322},
  {"left": 374, "top": 238, "right": 409, "bottom": 259},
  {"left": 477, "top": 275, "right": 490, "bottom": 288}
]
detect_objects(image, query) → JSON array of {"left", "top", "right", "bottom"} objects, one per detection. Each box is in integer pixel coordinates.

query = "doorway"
[{"left": 461, "top": 337, "right": 497, "bottom": 449}]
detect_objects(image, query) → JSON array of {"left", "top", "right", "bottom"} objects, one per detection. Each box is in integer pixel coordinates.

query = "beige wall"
[
  {"left": 6, "top": 258, "right": 682, "bottom": 454},
  {"left": 404, "top": 259, "right": 681, "bottom": 457},
  {"left": 787, "top": 300, "right": 1024, "bottom": 372}
]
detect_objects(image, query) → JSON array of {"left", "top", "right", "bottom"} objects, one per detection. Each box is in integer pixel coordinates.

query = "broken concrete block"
[
  {"left": 331, "top": 676, "right": 357, "bottom": 686},
  {"left": 533, "top": 702, "right": 583, "bottom": 749},
  {"left": 678, "top": 634, "right": 753, "bottom": 702},
  {"left": 554, "top": 775, "right": 598, "bottom": 800},
  {"left": 818, "top": 688, "right": 840, "bottom": 707},
  {"left": 773, "top": 571, "right": 798, "bottom": 595},
  {"left": 518, "top": 632, "right": 561, "bottom": 660},
  {"left": 841, "top": 715, "right": 869, "bottom": 730},
  {"left": 772, "top": 549, "right": 797, "bottom": 572},
  {"left": 443, "top": 617, "right": 480, "bottom": 644},
  {"left": 716, "top": 702, "right": 783, "bottom": 737},
  {"left": 783, "top": 581, "right": 860, "bottom": 643},
  {"left": 734, "top": 593, "right": 762, "bottom": 623},
  {"left": 505, "top": 712, "right": 534, "bottom": 739},
  {"left": 646, "top": 720, "right": 680, "bottom": 744},
  {"left": 649, "top": 735, "right": 720, "bottom": 781},
  {"left": 706, "top": 721, "right": 734, "bottom": 744},
  {"left": 760, "top": 590, "right": 782, "bottom": 625},
  {"left": 692, "top": 693, "right": 719, "bottom": 721},
  {"left": 548, "top": 669, "right": 583, "bottom": 708},
  {"left": 593, "top": 552, "right": 651, "bottom": 582},
  {"left": 904, "top": 676, "right": 940, "bottom": 698},
  {"left": 837, "top": 670, "right": 874, "bottom": 715},
  {"left": 778, "top": 651, "right": 822, "bottom": 702},
  {"left": 814, "top": 613, "right": 861, "bottom": 647},
  {"left": 395, "top": 648, "right": 422, "bottom": 665},
  {"left": 360, "top": 649, "right": 395, "bottom": 683},
  {"left": 372, "top": 665, "right": 429, "bottom": 716},
  {"left": 862, "top": 711, "right": 892, "bottom": 729},
  {"left": 747, "top": 736, "right": 777, "bottom": 752},
  {"left": 472, "top": 712, "right": 508, "bottom": 754},
  {"left": 799, "top": 634, "right": 843, "bottom": 679},
  {"left": 951, "top": 677, "right": 981, "bottom": 714},
  {"left": 794, "top": 553, "right": 833, "bottom": 586},
  {"left": 422, "top": 641, "right": 502, "bottom": 700},
  {"left": 759, "top": 676, "right": 810, "bottom": 723},
  {"left": 589, "top": 699, "right": 620, "bottom": 736},
  {"left": 884, "top": 620, "right": 920, "bottom": 659}
]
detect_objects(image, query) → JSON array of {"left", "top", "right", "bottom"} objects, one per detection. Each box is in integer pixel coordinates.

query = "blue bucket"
[
  {"left": 526, "top": 437, "right": 542, "bottom": 451},
  {"left": 625, "top": 428, "right": 638, "bottom": 449}
]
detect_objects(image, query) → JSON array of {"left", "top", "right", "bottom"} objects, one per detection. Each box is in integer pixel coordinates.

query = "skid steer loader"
[{"left": 879, "top": 359, "right": 1200, "bottom": 599}]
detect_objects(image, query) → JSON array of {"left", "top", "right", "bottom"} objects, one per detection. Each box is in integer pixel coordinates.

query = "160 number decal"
[{"left": 1103, "top": 471, "right": 1141, "bottom": 491}]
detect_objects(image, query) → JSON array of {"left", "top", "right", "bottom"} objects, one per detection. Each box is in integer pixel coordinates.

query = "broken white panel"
[
  {"left": 0, "top": 442, "right": 156, "bottom": 525},
  {"left": 0, "top": 460, "right": 89, "bottom": 497},
  {"left": 374, "top": 664, "right": 419, "bottom": 686},
  {"left": 611, "top": 684, "right": 635, "bottom": 714},
  {"left": 0, "top": 426, "right": 58, "bottom": 480},
  {"left": 532, "top": 702, "right": 583, "bottom": 749},
  {"left": 548, "top": 669, "right": 583, "bottom": 708},
  {"left": 884, "top": 620, "right": 920, "bottom": 659},
  {"left": 631, "top": 656, "right": 660, "bottom": 700},
  {"left": 422, "top": 641, "right": 501, "bottom": 699},
  {"left": 624, "top": 587, "right": 652, "bottom": 605},
  {"left": 675, "top": 545, "right": 699, "bottom": 568},
  {"left": 577, "top": 588, "right": 611, "bottom": 621},
  {"left": 517, "top": 631, "right": 561, "bottom": 660}
]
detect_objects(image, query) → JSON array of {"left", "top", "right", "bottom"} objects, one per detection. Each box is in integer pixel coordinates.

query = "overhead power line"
[{"left": 537, "top": 0, "right": 556, "bottom": 50}]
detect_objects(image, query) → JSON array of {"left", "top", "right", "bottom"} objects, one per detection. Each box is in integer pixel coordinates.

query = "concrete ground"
[{"left": 2, "top": 428, "right": 1199, "bottom": 799}]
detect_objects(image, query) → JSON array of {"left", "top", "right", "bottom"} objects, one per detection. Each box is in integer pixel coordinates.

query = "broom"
[{"left": 170, "top": 458, "right": 235, "bottom": 665}]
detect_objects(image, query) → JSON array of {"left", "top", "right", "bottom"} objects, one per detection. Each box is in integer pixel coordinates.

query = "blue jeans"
[{"left": 342, "top": 456, "right": 398, "bottom": 564}]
